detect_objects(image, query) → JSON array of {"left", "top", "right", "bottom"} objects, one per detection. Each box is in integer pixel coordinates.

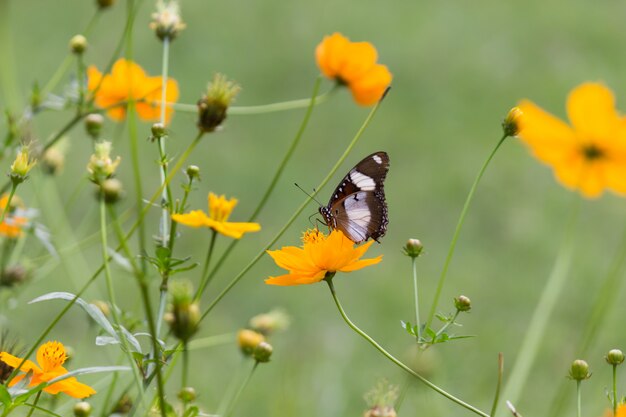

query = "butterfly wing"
[{"left": 321, "top": 151, "right": 389, "bottom": 243}]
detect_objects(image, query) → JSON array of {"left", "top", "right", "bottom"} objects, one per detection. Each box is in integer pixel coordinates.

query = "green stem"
[
  {"left": 99, "top": 371, "right": 119, "bottom": 417},
  {"left": 194, "top": 230, "right": 217, "bottom": 301},
  {"left": 411, "top": 257, "right": 421, "bottom": 341},
  {"left": 0, "top": 183, "right": 17, "bottom": 226},
  {"left": 24, "top": 391, "right": 41, "bottom": 417},
  {"left": 576, "top": 380, "right": 581, "bottom": 417},
  {"left": 325, "top": 278, "right": 489, "bottom": 417},
  {"left": 169, "top": 86, "right": 334, "bottom": 115},
  {"left": 426, "top": 133, "right": 507, "bottom": 331},
  {"left": 490, "top": 353, "right": 504, "bottom": 417},
  {"left": 613, "top": 364, "right": 617, "bottom": 416},
  {"left": 434, "top": 310, "right": 460, "bottom": 340},
  {"left": 224, "top": 361, "right": 259, "bottom": 417},
  {"left": 201, "top": 88, "right": 387, "bottom": 320},
  {"left": 157, "top": 36, "right": 172, "bottom": 247},
  {"left": 76, "top": 54, "right": 85, "bottom": 113},
  {"left": 99, "top": 198, "right": 146, "bottom": 404},
  {"left": 501, "top": 196, "right": 580, "bottom": 406}
]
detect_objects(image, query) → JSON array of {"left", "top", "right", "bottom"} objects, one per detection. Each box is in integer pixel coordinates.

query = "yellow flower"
[
  {"left": 265, "top": 229, "right": 382, "bottom": 286},
  {"left": 517, "top": 82, "right": 626, "bottom": 198},
  {"left": 87, "top": 58, "right": 179, "bottom": 123},
  {"left": 171, "top": 192, "right": 261, "bottom": 239},
  {"left": 0, "top": 194, "right": 27, "bottom": 239},
  {"left": 10, "top": 146, "right": 36, "bottom": 183},
  {"left": 0, "top": 341, "right": 95, "bottom": 399},
  {"left": 316, "top": 32, "right": 392, "bottom": 106}
]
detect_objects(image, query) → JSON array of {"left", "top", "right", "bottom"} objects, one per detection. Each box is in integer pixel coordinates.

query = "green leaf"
[
  {"left": 0, "top": 384, "right": 11, "bottom": 406},
  {"left": 183, "top": 406, "right": 199, "bottom": 417}
]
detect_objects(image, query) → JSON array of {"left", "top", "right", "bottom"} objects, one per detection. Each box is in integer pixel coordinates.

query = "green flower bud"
[
  {"left": 237, "top": 329, "right": 265, "bottom": 356},
  {"left": 606, "top": 349, "right": 625, "bottom": 366},
  {"left": 569, "top": 359, "right": 591, "bottom": 381},
  {"left": 69, "top": 35, "right": 88, "bottom": 55},
  {"left": 178, "top": 386, "right": 196, "bottom": 402},
  {"left": 73, "top": 401, "right": 92, "bottom": 417},
  {"left": 502, "top": 107, "right": 522, "bottom": 137},
  {"left": 150, "top": 122, "right": 167, "bottom": 141},
  {"left": 85, "top": 114, "right": 104, "bottom": 139},
  {"left": 454, "top": 295, "right": 471, "bottom": 312},
  {"left": 197, "top": 73, "right": 240, "bottom": 133},
  {"left": 403, "top": 238, "right": 423, "bottom": 258},
  {"left": 99, "top": 178, "right": 124, "bottom": 204},
  {"left": 167, "top": 280, "right": 200, "bottom": 342},
  {"left": 186, "top": 165, "right": 200, "bottom": 180},
  {"left": 96, "top": 0, "right": 116, "bottom": 9},
  {"left": 0, "top": 265, "right": 29, "bottom": 288},
  {"left": 253, "top": 341, "right": 273, "bottom": 363}
]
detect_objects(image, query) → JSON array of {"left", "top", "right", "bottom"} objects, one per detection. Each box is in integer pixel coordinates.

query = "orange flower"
[
  {"left": 517, "top": 82, "right": 626, "bottom": 198},
  {"left": 0, "top": 194, "right": 27, "bottom": 239},
  {"left": 87, "top": 58, "right": 179, "bottom": 123},
  {"left": 316, "top": 32, "right": 392, "bottom": 106},
  {"left": 0, "top": 341, "right": 95, "bottom": 398},
  {"left": 172, "top": 192, "right": 261, "bottom": 239},
  {"left": 265, "top": 229, "right": 382, "bottom": 286}
]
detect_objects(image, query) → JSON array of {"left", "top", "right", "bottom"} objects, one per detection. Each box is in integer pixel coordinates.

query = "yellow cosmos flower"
[
  {"left": 517, "top": 82, "right": 626, "bottom": 198},
  {"left": 0, "top": 341, "right": 95, "bottom": 398},
  {"left": 87, "top": 58, "right": 179, "bottom": 123},
  {"left": 0, "top": 194, "right": 27, "bottom": 239},
  {"left": 316, "top": 32, "right": 392, "bottom": 106},
  {"left": 172, "top": 192, "right": 261, "bottom": 239},
  {"left": 265, "top": 229, "right": 382, "bottom": 286}
]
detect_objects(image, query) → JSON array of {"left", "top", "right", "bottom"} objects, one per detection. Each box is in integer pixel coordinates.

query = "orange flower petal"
[
  {"left": 265, "top": 270, "right": 327, "bottom": 286},
  {"left": 172, "top": 210, "right": 211, "bottom": 227},
  {"left": 339, "top": 255, "right": 383, "bottom": 272},
  {"left": 339, "top": 41, "right": 378, "bottom": 81},
  {"left": 45, "top": 377, "right": 96, "bottom": 398},
  {"left": 206, "top": 219, "right": 261, "bottom": 239},
  {"left": 0, "top": 352, "right": 40, "bottom": 373},
  {"left": 266, "top": 247, "right": 312, "bottom": 273},
  {"left": 566, "top": 82, "right": 620, "bottom": 140},
  {"left": 316, "top": 33, "right": 350, "bottom": 79},
  {"left": 349, "top": 64, "right": 392, "bottom": 106}
]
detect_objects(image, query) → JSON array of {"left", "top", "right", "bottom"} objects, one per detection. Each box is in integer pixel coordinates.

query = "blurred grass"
[{"left": 2, "top": 0, "right": 626, "bottom": 416}]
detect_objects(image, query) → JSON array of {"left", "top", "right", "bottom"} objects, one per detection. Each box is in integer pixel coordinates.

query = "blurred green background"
[{"left": 2, "top": 0, "right": 626, "bottom": 416}]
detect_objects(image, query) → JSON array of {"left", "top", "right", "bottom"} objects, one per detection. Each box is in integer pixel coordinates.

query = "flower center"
[
  {"left": 301, "top": 229, "right": 326, "bottom": 245},
  {"left": 40, "top": 341, "right": 67, "bottom": 371},
  {"left": 581, "top": 144, "right": 604, "bottom": 161}
]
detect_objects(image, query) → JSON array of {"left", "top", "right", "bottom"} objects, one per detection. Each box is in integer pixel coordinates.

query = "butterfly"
[{"left": 319, "top": 151, "right": 389, "bottom": 244}]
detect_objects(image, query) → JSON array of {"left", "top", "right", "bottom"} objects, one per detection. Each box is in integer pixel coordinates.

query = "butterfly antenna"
[{"left": 294, "top": 183, "right": 324, "bottom": 206}]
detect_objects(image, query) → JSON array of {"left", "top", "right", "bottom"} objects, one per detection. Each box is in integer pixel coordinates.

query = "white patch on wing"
[
  {"left": 372, "top": 154, "right": 383, "bottom": 164},
  {"left": 349, "top": 171, "right": 376, "bottom": 191}
]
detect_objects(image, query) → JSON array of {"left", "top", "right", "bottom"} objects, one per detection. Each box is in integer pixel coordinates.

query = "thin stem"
[
  {"left": 434, "top": 310, "right": 460, "bottom": 340},
  {"left": 169, "top": 86, "right": 334, "bottom": 115},
  {"left": 490, "top": 353, "right": 504, "bottom": 417},
  {"left": 426, "top": 133, "right": 508, "bottom": 331},
  {"left": 202, "top": 89, "right": 388, "bottom": 320},
  {"left": 576, "top": 380, "right": 581, "bottom": 417},
  {"left": 224, "top": 361, "right": 259, "bottom": 417},
  {"left": 194, "top": 230, "right": 217, "bottom": 301},
  {"left": 325, "top": 278, "right": 489, "bottom": 417},
  {"left": 613, "top": 365, "right": 618, "bottom": 416},
  {"left": 0, "top": 183, "right": 17, "bottom": 225},
  {"left": 411, "top": 257, "right": 421, "bottom": 341},
  {"left": 182, "top": 341, "right": 189, "bottom": 388},
  {"left": 157, "top": 36, "right": 172, "bottom": 247},
  {"left": 501, "top": 196, "right": 580, "bottom": 406},
  {"left": 75, "top": 53, "right": 85, "bottom": 113},
  {"left": 24, "top": 391, "right": 42, "bottom": 417}
]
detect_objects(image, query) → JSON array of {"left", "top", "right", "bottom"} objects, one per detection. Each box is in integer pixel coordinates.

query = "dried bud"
[
  {"left": 69, "top": 35, "right": 88, "bottom": 55},
  {"left": 85, "top": 114, "right": 104, "bottom": 139},
  {"left": 253, "top": 341, "right": 273, "bottom": 363},
  {"left": 186, "top": 165, "right": 200, "bottom": 180},
  {"left": 364, "top": 406, "right": 397, "bottom": 417},
  {"left": 99, "top": 178, "right": 124, "bottom": 204},
  {"left": 178, "top": 386, "right": 196, "bottom": 403},
  {"left": 403, "top": 238, "right": 423, "bottom": 258},
  {"left": 237, "top": 329, "right": 265, "bottom": 356},
  {"left": 569, "top": 359, "right": 591, "bottom": 381},
  {"left": 249, "top": 308, "right": 291, "bottom": 336},
  {"left": 454, "top": 295, "right": 471, "bottom": 312},
  {"left": 364, "top": 379, "right": 399, "bottom": 417},
  {"left": 87, "top": 140, "right": 121, "bottom": 184},
  {"left": 112, "top": 394, "right": 132, "bottom": 414},
  {"left": 42, "top": 147, "right": 65, "bottom": 175},
  {"left": 0, "top": 265, "right": 29, "bottom": 287},
  {"left": 197, "top": 73, "right": 240, "bottom": 133},
  {"left": 96, "top": 0, "right": 116, "bottom": 9},
  {"left": 73, "top": 401, "right": 92, "bottom": 417},
  {"left": 10, "top": 146, "right": 36, "bottom": 184},
  {"left": 167, "top": 280, "right": 200, "bottom": 342},
  {"left": 606, "top": 349, "right": 625, "bottom": 366},
  {"left": 150, "top": 0, "right": 186, "bottom": 41},
  {"left": 502, "top": 107, "right": 522, "bottom": 137}
]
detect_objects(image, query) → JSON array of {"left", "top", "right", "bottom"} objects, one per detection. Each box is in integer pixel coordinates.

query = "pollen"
[
  {"left": 581, "top": 144, "right": 604, "bottom": 160},
  {"left": 301, "top": 229, "right": 326, "bottom": 245},
  {"left": 39, "top": 341, "right": 67, "bottom": 372}
]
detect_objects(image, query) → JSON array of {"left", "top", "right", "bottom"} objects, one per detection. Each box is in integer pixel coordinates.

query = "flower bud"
[
  {"left": 112, "top": 393, "right": 132, "bottom": 414},
  {"left": 364, "top": 406, "right": 397, "bottom": 417},
  {"left": 150, "top": 0, "right": 186, "bottom": 41},
  {"left": 96, "top": 0, "right": 116, "bottom": 9},
  {"left": 42, "top": 147, "right": 65, "bottom": 176},
  {"left": 237, "top": 329, "right": 265, "bottom": 356},
  {"left": 167, "top": 280, "right": 200, "bottom": 342},
  {"left": 0, "top": 265, "right": 29, "bottom": 288},
  {"left": 73, "top": 401, "right": 92, "bottom": 417},
  {"left": 178, "top": 386, "right": 196, "bottom": 403},
  {"left": 249, "top": 308, "right": 291, "bottom": 336},
  {"left": 253, "top": 341, "right": 273, "bottom": 363},
  {"left": 99, "top": 178, "right": 124, "bottom": 204},
  {"left": 454, "top": 295, "right": 471, "bottom": 312},
  {"left": 197, "top": 73, "right": 240, "bottom": 133},
  {"left": 502, "top": 107, "right": 522, "bottom": 137},
  {"left": 150, "top": 122, "right": 167, "bottom": 142},
  {"left": 606, "top": 349, "right": 625, "bottom": 366},
  {"left": 186, "top": 165, "right": 200, "bottom": 180},
  {"left": 10, "top": 146, "right": 36, "bottom": 184},
  {"left": 85, "top": 114, "right": 104, "bottom": 139},
  {"left": 91, "top": 300, "right": 110, "bottom": 317},
  {"left": 403, "top": 238, "right": 423, "bottom": 258},
  {"left": 569, "top": 359, "right": 591, "bottom": 381},
  {"left": 69, "top": 35, "right": 88, "bottom": 55},
  {"left": 87, "top": 141, "right": 121, "bottom": 184},
  {"left": 364, "top": 379, "right": 399, "bottom": 417}
]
